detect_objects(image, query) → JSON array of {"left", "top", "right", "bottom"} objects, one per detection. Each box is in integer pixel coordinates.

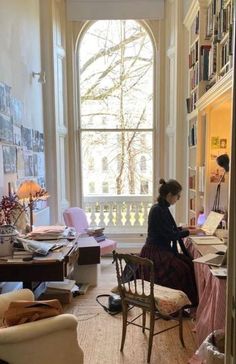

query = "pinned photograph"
[
  {"left": 0, "top": 82, "right": 11, "bottom": 116},
  {"left": 2, "top": 145, "right": 17, "bottom": 174}
]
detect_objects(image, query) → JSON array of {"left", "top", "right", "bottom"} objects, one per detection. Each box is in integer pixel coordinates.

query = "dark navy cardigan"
[{"left": 146, "top": 198, "right": 190, "bottom": 255}]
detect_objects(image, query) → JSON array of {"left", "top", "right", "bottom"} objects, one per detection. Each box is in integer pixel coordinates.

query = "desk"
[
  {"left": 185, "top": 238, "right": 226, "bottom": 346},
  {"left": 0, "top": 239, "right": 79, "bottom": 290}
]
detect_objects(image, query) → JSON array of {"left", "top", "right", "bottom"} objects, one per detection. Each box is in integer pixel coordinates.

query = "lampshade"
[
  {"left": 17, "top": 180, "right": 42, "bottom": 200},
  {"left": 216, "top": 154, "right": 229, "bottom": 172},
  {"left": 16, "top": 180, "right": 49, "bottom": 232}
]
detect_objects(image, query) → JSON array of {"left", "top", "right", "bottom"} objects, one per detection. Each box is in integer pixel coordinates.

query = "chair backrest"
[
  {"left": 63, "top": 207, "right": 89, "bottom": 233},
  {"left": 112, "top": 251, "right": 155, "bottom": 311}
]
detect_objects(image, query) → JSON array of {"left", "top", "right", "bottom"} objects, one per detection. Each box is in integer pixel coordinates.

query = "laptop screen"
[{"left": 201, "top": 211, "right": 224, "bottom": 235}]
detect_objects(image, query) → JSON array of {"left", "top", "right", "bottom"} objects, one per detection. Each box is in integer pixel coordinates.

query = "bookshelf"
[
  {"left": 206, "top": 0, "right": 234, "bottom": 88},
  {"left": 184, "top": 0, "right": 233, "bottom": 226}
]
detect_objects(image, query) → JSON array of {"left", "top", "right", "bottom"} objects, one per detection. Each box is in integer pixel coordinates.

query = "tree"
[{"left": 79, "top": 20, "right": 153, "bottom": 195}]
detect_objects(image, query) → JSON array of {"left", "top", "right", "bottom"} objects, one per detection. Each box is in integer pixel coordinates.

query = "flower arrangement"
[
  {"left": 0, "top": 187, "right": 49, "bottom": 231},
  {"left": 0, "top": 193, "right": 25, "bottom": 226}
]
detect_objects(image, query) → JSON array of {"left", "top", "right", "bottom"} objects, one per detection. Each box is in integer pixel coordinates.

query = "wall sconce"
[{"left": 32, "top": 71, "right": 46, "bottom": 84}]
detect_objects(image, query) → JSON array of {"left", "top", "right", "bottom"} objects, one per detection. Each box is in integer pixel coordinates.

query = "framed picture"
[
  {"left": 220, "top": 138, "right": 227, "bottom": 149},
  {"left": 211, "top": 136, "right": 220, "bottom": 149}
]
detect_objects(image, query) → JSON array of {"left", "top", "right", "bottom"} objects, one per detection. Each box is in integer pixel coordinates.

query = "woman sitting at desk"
[{"left": 140, "top": 178, "right": 199, "bottom": 307}]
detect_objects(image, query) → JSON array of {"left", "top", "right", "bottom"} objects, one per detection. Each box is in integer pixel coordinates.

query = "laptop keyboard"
[{"left": 206, "top": 255, "right": 224, "bottom": 266}]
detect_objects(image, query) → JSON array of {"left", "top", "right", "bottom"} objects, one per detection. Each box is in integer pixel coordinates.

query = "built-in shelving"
[{"left": 184, "top": 0, "right": 233, "bottom": 226}]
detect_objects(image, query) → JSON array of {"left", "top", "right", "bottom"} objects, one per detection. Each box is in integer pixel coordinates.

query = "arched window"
[{"left": 77, "top": 20, "right": 155, "bottom": 232}]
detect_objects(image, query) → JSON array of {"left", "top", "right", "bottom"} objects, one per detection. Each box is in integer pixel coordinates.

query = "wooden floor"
[{"left": 64, "top": 256, "right": 197, "bottom": 364}]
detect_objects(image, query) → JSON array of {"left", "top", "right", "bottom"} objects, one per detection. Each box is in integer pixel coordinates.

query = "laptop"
[
  {"left": 191, "top": 211, "right": 224, "bottom": 236},
  {"left": 193, "top": 250, "right": 227, "bottom": 267}
]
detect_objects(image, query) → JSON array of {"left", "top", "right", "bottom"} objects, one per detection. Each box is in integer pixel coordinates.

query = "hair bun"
[{"left": 159, "top": 178, "right": 166, "bottom": 185}]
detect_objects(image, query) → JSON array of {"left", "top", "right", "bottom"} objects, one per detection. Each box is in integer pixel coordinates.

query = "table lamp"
[
  {"left": 17, "top": 180, "right": 49, "bottom": 231},
  {"left": 212, "top": 154, "right": 230, "bottom": 212}
]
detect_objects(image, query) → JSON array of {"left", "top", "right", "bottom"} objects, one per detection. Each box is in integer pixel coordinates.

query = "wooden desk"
[
  {"left": 185, "top": 238, "right": 226, "bottom": 346},
  {"left": 0, "top": 239, "right": 79, "bottom": 290}
]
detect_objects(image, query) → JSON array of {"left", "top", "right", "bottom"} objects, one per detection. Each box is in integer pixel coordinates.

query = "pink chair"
[{"left": 63, "top": 207, "right": 117, "bottom": 256}]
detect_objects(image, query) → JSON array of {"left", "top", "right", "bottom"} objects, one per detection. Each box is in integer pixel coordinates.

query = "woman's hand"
[{"left": 188, "top": 227, "right": 205, "bottom": 235}]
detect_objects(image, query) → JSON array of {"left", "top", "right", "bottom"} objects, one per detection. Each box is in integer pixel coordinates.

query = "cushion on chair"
[{"left": 112, "top": 279, "right": 191, "bottom": 315}]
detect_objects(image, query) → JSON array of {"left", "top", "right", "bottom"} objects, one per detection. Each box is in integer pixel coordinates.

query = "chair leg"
[
  {"left": 142, "top": 309, "right": 146, "bottom": 333},
  {"left": 120, "top": 303, "right": 128, "bottom": 352},
  {"left": 178, "top": 309, "right": 185, "bottom": 347},
  {"left": 147, "top": 310, "right": 155, "bottom": 363}
]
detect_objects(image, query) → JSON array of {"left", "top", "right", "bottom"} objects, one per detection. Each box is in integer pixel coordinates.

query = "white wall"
[
  {"left": 0, "top": 0, "right": 44, "bottom": 195},
  {"left": 66, "top": 0, "right": 164, "bottom": 20}
]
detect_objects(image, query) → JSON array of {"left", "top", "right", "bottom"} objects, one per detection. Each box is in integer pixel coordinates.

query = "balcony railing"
[{"left": 83, "top": 195, "right": 153, "bottom": 234}]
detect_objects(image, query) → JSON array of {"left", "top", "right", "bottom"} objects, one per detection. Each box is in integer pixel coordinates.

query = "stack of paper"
[
  {"left": 27, "top": 225, "right": 67, "bottom": 240},
  {"left": 191, "top": 236, "right": 223, "bottom": 245},
  {"left": 210, "top": 267, "right": 227, "bottom": 277}
]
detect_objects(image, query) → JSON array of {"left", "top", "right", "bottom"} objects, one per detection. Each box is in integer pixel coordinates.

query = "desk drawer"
[{"left": 65, "top": 243, "right": 80, "bottom": 275}]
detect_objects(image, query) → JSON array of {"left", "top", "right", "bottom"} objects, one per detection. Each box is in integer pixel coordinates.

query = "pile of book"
[
  {"left": 86, "top": 226, "right": 106, "bottom": 242},
  {"left": 39, "top": 278, "right": 79, "bottom": 304},
  {"left": 12, "top": 250, "right": 33, "bottom": 261}
]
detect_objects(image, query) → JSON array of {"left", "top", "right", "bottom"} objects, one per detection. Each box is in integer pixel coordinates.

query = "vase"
[{"left": 0, "top": 225, "right": 18, "bottom": 257}]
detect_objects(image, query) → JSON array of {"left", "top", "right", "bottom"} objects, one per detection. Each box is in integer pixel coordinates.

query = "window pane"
[
  {"left": 81, "top": 131, "right": 153, "bottom": 196},
  {"left": 79, "top": 20, "right": 153, "bottom": 130}
]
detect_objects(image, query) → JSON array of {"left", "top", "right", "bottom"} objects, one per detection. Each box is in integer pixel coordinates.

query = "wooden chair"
[{"left": 112, "top": 251, "right": 191, "bottom": 363}]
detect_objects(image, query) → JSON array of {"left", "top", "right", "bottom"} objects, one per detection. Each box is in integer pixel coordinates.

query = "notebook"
[
  {"left": 191, "top": 211, "right": 224, "bottom": 236},
  {"left": 193, "top": 250, "right": 227, "bottom": 267}
]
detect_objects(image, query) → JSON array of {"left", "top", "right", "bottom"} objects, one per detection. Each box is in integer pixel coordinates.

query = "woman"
[{"left": 140, "top": 178, "right": 198, "bottom": 307}]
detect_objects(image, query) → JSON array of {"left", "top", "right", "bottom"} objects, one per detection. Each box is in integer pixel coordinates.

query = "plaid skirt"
[{"left": 140, "top": 243, "right": 198, "bottom": 307}]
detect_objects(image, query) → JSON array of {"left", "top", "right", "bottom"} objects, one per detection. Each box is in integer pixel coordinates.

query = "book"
[
  {"left": 39, "top": 290, "right": 73, "bottom": 304},
  {"left": 12, "top": 250, "right": 33, "bottom": 261},
  {"left": 77, "top": 283, "right": 90, "bottom": 295},
  {"left": 94, "top": 234, "right": 106, "bottom": 242},
  {"left": 86, "top": 226, "right": 105, "bottom": 236},
  {"left": 46, "top": 278, "right": 76, "bottom": 292}
]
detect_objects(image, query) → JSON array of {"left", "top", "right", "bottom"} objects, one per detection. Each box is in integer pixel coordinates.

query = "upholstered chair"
[
  {"left": 63, "top": 207, "right": 117, "bottom": 256},
  {"left": 0, "top": 289, "right": 84, "bottom": 364}
]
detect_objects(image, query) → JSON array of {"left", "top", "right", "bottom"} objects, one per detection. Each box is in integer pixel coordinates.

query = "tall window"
[{"left": 78, "top": 20, "right": 154, "bottom": 210}]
